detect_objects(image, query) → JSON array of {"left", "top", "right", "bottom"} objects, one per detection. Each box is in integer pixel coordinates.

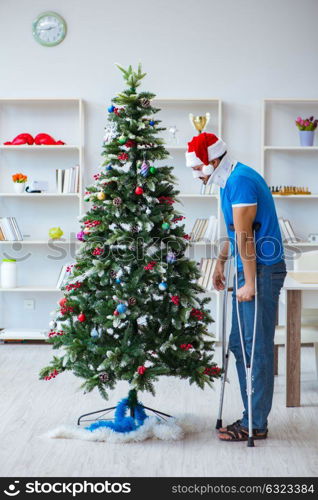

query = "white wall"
[{"left": 1, "top": 0, "right": 318, "bottom": 180}]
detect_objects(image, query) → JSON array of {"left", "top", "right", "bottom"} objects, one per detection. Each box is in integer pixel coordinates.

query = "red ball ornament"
[
  {"left": 135, "top": 186, "right": 144, "bottom": 195},
  {"left": 137, "top": 365, "right": 147, "bottom": 375},
  {"left": 59, "top": 297, "right": 67, "bottom": 307},
  {"left": 113, "top": 310, "right": 119, "bottom": 316},
  {"left": 78, "top": 313, "right": 86, "bottom": 322}
]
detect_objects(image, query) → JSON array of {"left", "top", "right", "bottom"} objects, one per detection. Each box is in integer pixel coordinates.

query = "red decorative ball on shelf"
[
  {"left": 135, "top": 186, "right": 144, "bottom": 195},
  {"left": 59, "top": 297, "right": 67, "bottom": 307},
  {"left": 78, "top": 313, "right": 86, "bottom": 322},
  {"left": 113, "top": 310, "right": 120, "bottom": 316}
]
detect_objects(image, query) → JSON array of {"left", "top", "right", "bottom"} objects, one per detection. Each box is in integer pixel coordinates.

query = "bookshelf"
[
  {"left": 153, "top": 98, "right": 224, "bottom": 340},
  {"left": 261, "top": 99, "right": 318, "bottom": 251},
  {"left": 0, "top": 98, "right": 84, "bottom": 340}
]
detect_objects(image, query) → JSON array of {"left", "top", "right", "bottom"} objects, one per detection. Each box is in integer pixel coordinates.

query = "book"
[
  {"left": 190, "top": 219, "right": 202, "bottom": 242},
  {"left": 0, "top": 217, "right": 23, "bottom": 241},
  {"left": 198, "top": 258, "right": 216, "bottom": 290},
  {"left": 278, "top": 217, "right": 291, "bottom": 242},
  {"left": 206, "top": 260, "right": 217, "bottom": 291},
  {"left": 284, "top": 220, "right": 297, "bottom": 243},
  {"left": 56, "top": 169, "right": 64, "bottom": 194},
  {"left": 198, "top": 219, "right": 208, "bottom": 240},
  {"left": 56, "top": 165, "right": 80, "bottom": 194},
  {"left": 190, "top": 217, "right": 218, "bottom": 243},
  {"left": 202, "top": 259, "right": 212, "bottom": 290},
  {"left": 198, "top": 258, "right": 208, "bottom": 287},
  {"left": 11, "top": 218, "right": 23, "bottom": 240},
  {"left": 278, "top": 217, "right": 298, "bottom": 243},
  {"left": 63, "top": 169, "right": 71, "bottom": 194},
  {"left": 203, "top": 216, "right": 218, "bottom": 242}
]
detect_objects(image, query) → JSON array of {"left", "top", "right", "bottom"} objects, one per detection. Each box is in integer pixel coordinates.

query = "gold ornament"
[
  {"left": 189, "top": 112, "right": 210, "bottom": 134},
  {"left": 97, "top": 191, "right": 106, "bottom": 201}
]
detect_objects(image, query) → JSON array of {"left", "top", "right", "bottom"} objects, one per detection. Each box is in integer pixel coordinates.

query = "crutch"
[
  {"left": 215, "top": 245, "right": 232, "bottom": 430},
  {"left": 231, "top": 221, "right": 261, "bottom": 448}
]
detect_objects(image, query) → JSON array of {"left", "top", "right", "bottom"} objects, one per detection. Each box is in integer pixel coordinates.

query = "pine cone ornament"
[
  {"left": 140, "top": 98, "right": 151, "bottom": 108},
  {"left": 128, "top": 297, "right": 137, "bottom": 306},
  {"left": 99, "top": 372, "right": 109, "bottom": 382},
  {"left": 113, "top": 197, "right": 122, "bottom": 206},
  {"left": 110, "top": 270, "right": 117, "bottom": 278},
  {"left": 131, "top": 225, "right": 139, "bottom": 233}
]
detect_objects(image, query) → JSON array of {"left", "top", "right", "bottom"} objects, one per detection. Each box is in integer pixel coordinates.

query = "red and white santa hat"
[{"left": 185, "top": 132, "right": 227, "bottom": 167}]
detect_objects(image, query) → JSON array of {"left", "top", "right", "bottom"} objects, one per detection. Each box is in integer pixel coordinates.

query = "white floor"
[{"left": 0, "top": 344, "right": 317, "bottom": 477}]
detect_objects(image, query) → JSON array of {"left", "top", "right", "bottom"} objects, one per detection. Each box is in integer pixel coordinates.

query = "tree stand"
[{"left": 77, "top": 389, "right": 173, "bottom": 430}]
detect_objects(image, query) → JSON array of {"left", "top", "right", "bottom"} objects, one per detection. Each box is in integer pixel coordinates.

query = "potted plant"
[
  {"left": 295, "top": 115, "right": 318, "bottom": 146},
  {"left": 12, "top": 173, "right": 27, "bottom": 193}
]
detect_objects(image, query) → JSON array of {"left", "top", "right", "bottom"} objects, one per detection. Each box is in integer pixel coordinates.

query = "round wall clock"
[{"left": 32, "top": 12, "right": 67, "bottom": 47}]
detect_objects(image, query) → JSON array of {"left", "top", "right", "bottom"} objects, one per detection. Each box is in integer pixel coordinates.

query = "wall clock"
[{"left": 32, "top": 11, "right": 67, "bottom": 47}]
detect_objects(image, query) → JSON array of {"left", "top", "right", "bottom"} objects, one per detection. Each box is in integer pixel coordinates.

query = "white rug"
[{"left": 46, "top": 414, "right": 211, "bottom": 443}]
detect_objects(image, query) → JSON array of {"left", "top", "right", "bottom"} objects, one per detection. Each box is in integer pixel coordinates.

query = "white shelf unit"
[
  {"left": 261, "top": 99, "right": 318, "bottom": 252},
  {"left": 0, "top": 98, "right": 84, "bottom": 340},
  {"left": 153, "top": 98, "right": 223, "bottom": 340}
]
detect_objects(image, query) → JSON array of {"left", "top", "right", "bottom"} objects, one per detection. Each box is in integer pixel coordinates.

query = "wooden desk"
[{"left": 284, "top": 274, "right": 318, "bottom": 407}]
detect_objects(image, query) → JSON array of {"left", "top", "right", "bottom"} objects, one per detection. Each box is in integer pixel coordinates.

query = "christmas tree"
[{"left": 40, "top": 64, "right": 220, "bottom": 408}]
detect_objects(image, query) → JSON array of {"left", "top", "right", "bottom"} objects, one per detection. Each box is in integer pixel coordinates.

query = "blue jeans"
[{"left": 229, "top": 260, "right": 287, "bottom": 431}]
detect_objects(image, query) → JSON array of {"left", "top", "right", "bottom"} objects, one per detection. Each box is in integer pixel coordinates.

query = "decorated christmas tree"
[{"left": 40, "top": 64, "right": 220, "bottom": 413}]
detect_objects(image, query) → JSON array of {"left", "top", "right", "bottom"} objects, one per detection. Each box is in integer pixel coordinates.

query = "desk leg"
[{"left": 286, "top": 289, "right": 301, "bottom": 407}]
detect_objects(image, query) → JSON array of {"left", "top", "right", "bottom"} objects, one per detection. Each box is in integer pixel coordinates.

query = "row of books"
[
  {"left": 197, "top": 258, "right": 216, "bottom": 291},
  {"left": 190, "top": 216, "right": 218, "bottom": 243},
  {"left": 0, "top": 217, "right": 23, "bottom": 241},
  {"left": 278, "top": 217, "right": 298, "bottom": 243},
  {"left": 56, "top": 165, "right": 80, "bottom": 194}
]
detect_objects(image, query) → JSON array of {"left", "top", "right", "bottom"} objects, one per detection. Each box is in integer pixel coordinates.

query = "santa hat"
[{"left": 185, "top": 132, "right": 227, "bottom": 167}]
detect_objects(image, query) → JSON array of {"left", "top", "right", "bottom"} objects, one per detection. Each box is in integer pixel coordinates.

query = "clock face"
[{"left": 33, "top": 12, "right": 66, "bottom": 47}]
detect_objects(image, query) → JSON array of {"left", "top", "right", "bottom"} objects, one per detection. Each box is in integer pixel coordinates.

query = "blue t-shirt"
[{"left": 220, "top": 162, "right": 284, "bottom": 270}]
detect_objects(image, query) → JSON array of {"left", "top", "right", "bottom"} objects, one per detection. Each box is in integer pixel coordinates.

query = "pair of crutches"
[{"left": 216, "top": 222, "right": 260, "bottom": 447}]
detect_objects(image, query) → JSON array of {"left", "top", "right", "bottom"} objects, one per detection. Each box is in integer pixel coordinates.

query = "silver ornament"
[
  {"left": 103, "top": 121, "right": 117, "bottom": 143},
  {"left": 49, "top": 320, "right": 57, "bottom": 329},
  {"left": 90, "top": 328, "right": 99, "bottom": 338}
]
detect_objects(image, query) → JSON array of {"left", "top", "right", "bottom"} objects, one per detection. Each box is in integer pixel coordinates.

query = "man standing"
[{"left": 186, "top": 132, "right": 286, "bottom": 442}]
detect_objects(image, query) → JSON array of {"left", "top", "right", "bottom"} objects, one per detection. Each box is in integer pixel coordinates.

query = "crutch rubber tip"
[
  {"left": 247, "top": 437, "right": 255, "bottom": 447},
  {"left": 215, "top": 419, "right": 223, "bottom": 430}
]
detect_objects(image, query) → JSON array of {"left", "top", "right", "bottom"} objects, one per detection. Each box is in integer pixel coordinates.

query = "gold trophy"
[{"left": 189, "top": 112, "right": 211, "bottom": 134}]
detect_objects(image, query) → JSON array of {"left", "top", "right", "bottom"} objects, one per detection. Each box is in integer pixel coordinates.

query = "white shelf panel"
[
  {"left": 0, "top": 145, "right": 80, "bottom": 151},
  {"left": 0, "top": 98, "right": 82, "bottom": 102},
  {"left": 0, "top": 145, "right": 80, "bottom": 152},
  {"left": 0, "top": 286, "right": 62, "bottom": 292},
  {"left": 284, "top": 242, "right": 318, "bottom": 247},
  {"left": 153, "top": 98, "right": 220, "bottom": 103},
  {"left": 272, "top": 194, "right": 318, "bottom": 199},
  {"left": 264, "top": 98, "right": 318, "bottom": 103},
  {"left": 0, "top": 328, "right": 47, "bottom": 340},
  {"left": 264, "top": 146, "right": 318, "bottom": 151},
  {"left": 0, "top": 193, "right": 80, "bottom": 198},
  {"left": 0, "top": 240, "right": 79, "bottom": 245}
]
